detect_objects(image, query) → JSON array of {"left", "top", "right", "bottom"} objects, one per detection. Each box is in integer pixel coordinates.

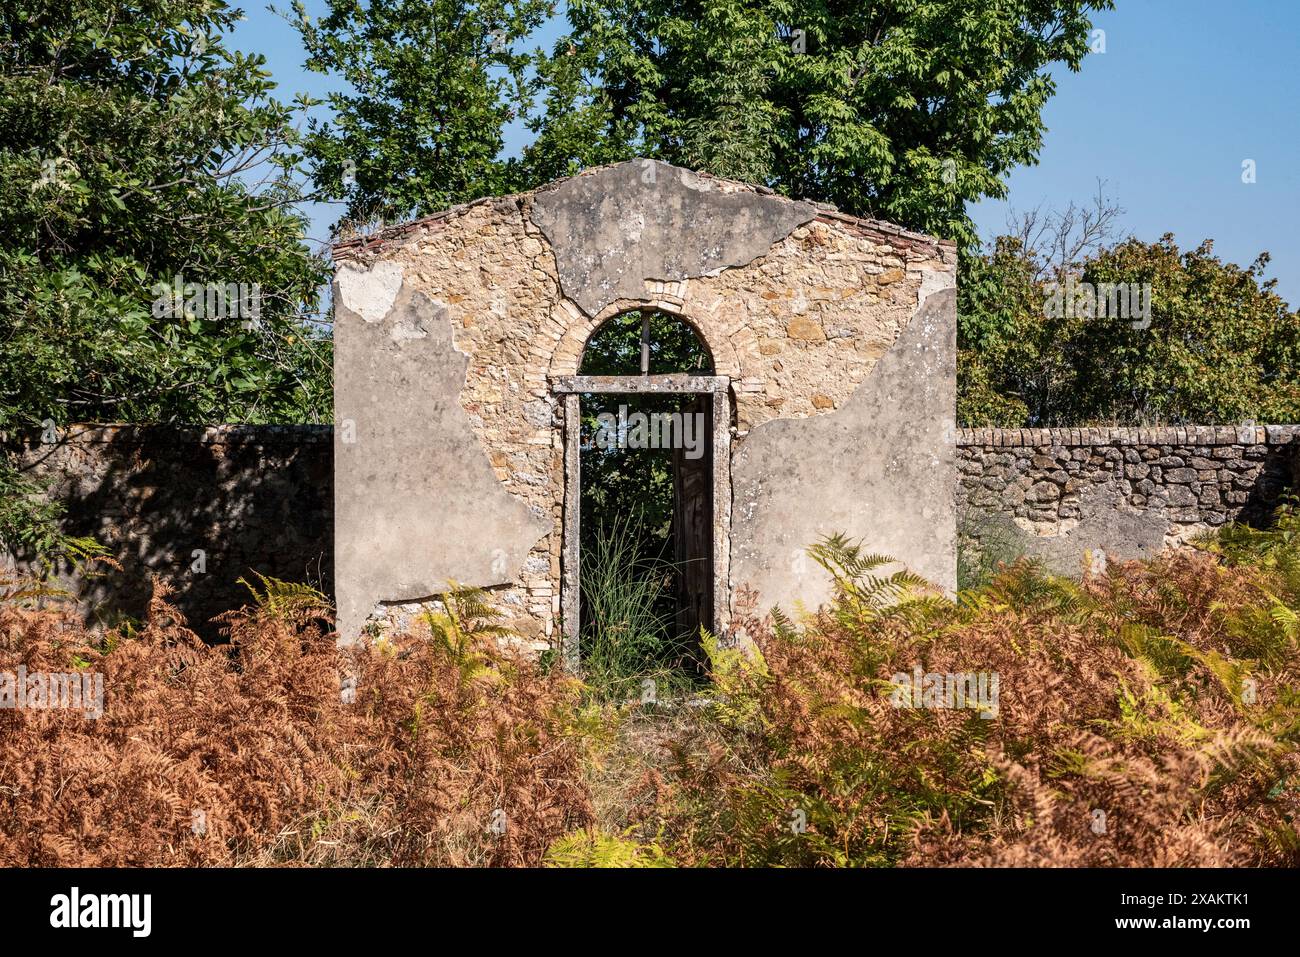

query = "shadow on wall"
[
  {"left": 1238, "top": 443, "right": 1300, "bottom": 526},
  {"left": 8, "top": 426, "right": 333, "bottom": 642}
]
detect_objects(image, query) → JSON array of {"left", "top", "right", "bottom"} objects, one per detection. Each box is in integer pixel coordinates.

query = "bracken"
[{"left": 0, "top": 578, "right": 592, "bottom": 866}]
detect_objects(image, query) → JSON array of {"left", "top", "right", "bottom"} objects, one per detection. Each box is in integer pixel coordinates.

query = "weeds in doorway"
[{"left": 580, "top": 514, "right": 700, "bottom": 702}]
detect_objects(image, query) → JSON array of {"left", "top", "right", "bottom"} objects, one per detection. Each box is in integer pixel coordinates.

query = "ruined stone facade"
[
  {"left": 957, "top": 425, "right": 1300, "bottom": 573},
  {"left": 331, "top": 160, "right": 958, "bottom": 647}
]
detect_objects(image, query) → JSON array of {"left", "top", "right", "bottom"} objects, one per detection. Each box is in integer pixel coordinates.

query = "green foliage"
[
  {"left": 0, "top": 0, "right": 332, "bottom": 435},
  {"left": 0, "top": 456, "right": 108, "bottom": 575},
  {"left": 1, "top": 1, "right": 331, "bottom": 561},
  {"left": 1198, "top": 500, "right": 1300, "bottom": 672},
  {"left": 959, "top": 234, "right": 1300, "bottom": 426},
  {"left": 577, "top": 310, "right": 713, "bottom": 569},
  {"left": 578, "top": 309, "right": 712, "bottom": 377},
  {"left": 956, "top": 238, "right": 1050, "bottom": 425},
  {"left": 1203, "top": 498, "right": 1300, "bottom": 569},
  {"left": 293, "top": 0, "right": 1108, "bottom": 248},
  {"left": 238, "top": 571, "right": 333, "bottom": 623},
  {"left": 291, "top": 0, "right": 553, "bottom": 230},
  {"left": 544, "top": 828, "right": 674, "bottom": 867},
  {"left": 807, "top": 533, "right": 948, "bottom": 634},
  {"left": 0, "top": 461, "right": 70, "bottom": 556},
  {"left": 700, "top": 628, "right": 767, "bottom": 727},
  {"left": 526, "top": 0, "right": 1110, "bottom": 247},
  {"left": 419, "top": 584, "right": 516, "bottom": 684}
]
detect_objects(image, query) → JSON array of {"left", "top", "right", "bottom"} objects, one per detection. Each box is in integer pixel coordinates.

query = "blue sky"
[{"left": 231, "top": 0, "right": 1300, "bottom": 304}]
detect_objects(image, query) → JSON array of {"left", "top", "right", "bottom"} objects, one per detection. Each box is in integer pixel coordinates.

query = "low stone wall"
[
  {"left": 957, "top": 426, "right": 1300, "bottom": 575},
  {"left": 9, "top": 422, "right": 1299, "bottom": 636},
  {"left": 4, "top": 425, "right": 332, "bottom": 639}
]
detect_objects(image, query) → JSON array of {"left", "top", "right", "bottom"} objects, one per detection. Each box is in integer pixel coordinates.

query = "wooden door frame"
[{"left": 551, "top": 374, "right": 732, "bottom": 673}]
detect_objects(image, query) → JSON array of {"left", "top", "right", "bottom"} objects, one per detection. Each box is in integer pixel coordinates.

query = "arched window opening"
[{"left": 579, "top": 309, "right": 714, "bottom": 376}]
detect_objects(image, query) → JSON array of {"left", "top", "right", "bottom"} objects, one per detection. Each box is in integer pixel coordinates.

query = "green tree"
[
  {"left": 0, "top": 0, "right": 330, "bottom": 553},
  {"left": 577, "top": 309, "right": 712, "bottom": 553},
  {"left": 291, "top": 0, "right": 553, "bottom": 231},
  {"left": 0, "top": 0, "right": 330, "bottom": 430},
  {"left": 958, "top": 234, "right": 1300, "bottom": 427},
  {"left": 956, "top": 238, "right": 1048, "bottom": 426},
  {"left": 1070, "top": 238, "right": 1300, "bottom": 424},
  {"left": 525, "top": 0, "right": 1111, "bottom": 246}
]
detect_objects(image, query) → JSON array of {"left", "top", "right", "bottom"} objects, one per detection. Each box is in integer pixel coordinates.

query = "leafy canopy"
[
  {"left": 0, "top": 0, "right": 331, "bottom": 432},
  {"left": 958, "top": 235, "right": 1300, "bottom": 427},
  {"left": 291, "top": 0, "right": 554, "bottom": 231},
  {"left": 294, "top": 0, "right": 1110, "bottom": 249},
  {"left": 524, "top": 0, "right": 1112, "bottom": 246},
  {"left": 0, "top": 0, "right": 331, "bottom": 555}
]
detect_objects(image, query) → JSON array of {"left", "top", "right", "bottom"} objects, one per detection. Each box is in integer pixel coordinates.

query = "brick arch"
[{"left": 547, "top": 296, "right": 744, "bottom": 379}]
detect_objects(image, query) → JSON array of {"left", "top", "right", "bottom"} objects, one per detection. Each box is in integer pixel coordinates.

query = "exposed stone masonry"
[
  {"left": 957, "top": 425, "right": 1300, "bottom": 572},
  {"left": 332, "top": 161, "right": 957, "bottom": 641},
  {"left": 3, "top": 425, "right": 332, "bottom": 639}
]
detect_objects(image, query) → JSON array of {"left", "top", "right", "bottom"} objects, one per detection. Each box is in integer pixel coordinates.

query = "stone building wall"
[
  {"left": 331, "top": 160, "right": 958, "bottom": 644},
  {"left": 3, "top": 425, "right": 332, "bottom": 639},
  {"left": 957, "top": 425, "right": 1300, "bottom": 574}
]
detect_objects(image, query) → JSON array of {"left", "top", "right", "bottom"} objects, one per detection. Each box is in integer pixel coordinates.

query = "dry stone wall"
[
  {"left": 957, "top": 425, "right": 1300, "bottom": 575},
  {"left": 9, "top": 422, "right": 1300, "bottom": 639}
]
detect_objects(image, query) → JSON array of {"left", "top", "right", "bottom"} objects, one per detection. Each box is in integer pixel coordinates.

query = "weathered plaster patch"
[
  {"left": 1018, "top": 484, "right": 1170, "bottom": 573},
  {"left": 336, "top": 260, "right": 405, "bottom": 323},
  {"left": 962, "top": 483, "right": 1171, "bottom": 579},
  {"left": 918, "top": 267, "right": 956, "bottom": 305},
  {"left": 729, "top": 287, "right": 958, "bottom": 616},
  {"left": 530, "top": 160, "right": 819, "bottom": 316},
  {"left": 333, "top": 282, "right": 551, "bottom": 643}
]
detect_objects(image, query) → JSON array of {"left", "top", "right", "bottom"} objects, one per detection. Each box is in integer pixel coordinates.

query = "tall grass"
[{"left": 579, "top": 514, "right": 695, "bottom": 700}]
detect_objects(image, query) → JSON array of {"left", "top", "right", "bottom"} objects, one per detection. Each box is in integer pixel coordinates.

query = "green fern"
[
  {"left": 1204, "top": 727, "right": 1280, "bottom": 793},
  {"left": 701, "top": 628, "right": 768, "bottom": 728},
  {"left": 419, "top": 583, "right": 514, "bottom": 683},
  {"left": 0, "top": 574, "right": 70, "bottom": 605},
  {"left": 769, "top": 605, "right": 799, "bottom": 642},
  {"left": 804, "top": 534, "right": 949, "bottom": 633},
  {"left": 1251, "top": 819, "right": 1300, "bottom": 864},
  {"left": 1202, "top": 497, "right": 1300, "bottom": 566},
  {"left": 544, "top": 829, "right": 675, "bottom": 868},
  {"left": 962, "top": 559, "right": 1092, "bottom": 622},
  {"left": 238, "top": 572, "right": 333, "bottom": 621}
]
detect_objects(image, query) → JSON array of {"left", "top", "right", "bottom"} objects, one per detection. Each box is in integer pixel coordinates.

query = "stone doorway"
[{"left": 554, "top": 308, "right": 731, "bottom": 674}]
